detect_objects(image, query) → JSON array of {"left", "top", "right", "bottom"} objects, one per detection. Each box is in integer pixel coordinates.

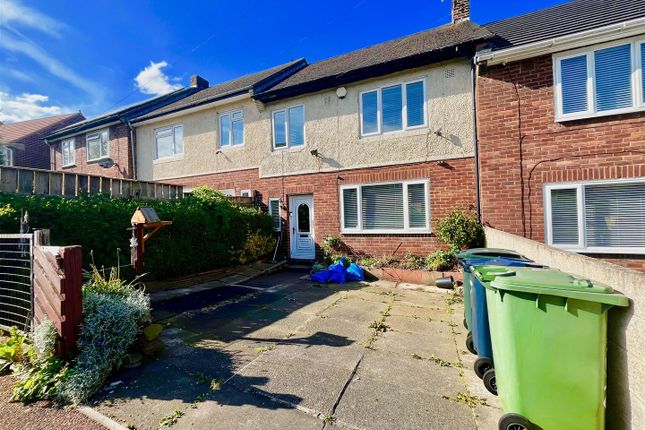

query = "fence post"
[
  {"left": 33, "top": 229, "right": 50, "bottom": 246},
  {"left": 59, "top": 246, "right": 82, "bottom": 356},
  {"left": 131, "top": 224, "right": 144, "bottom": 275}
]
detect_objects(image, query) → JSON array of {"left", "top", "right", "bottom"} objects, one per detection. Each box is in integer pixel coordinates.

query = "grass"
[{"left": 159, "top": 410, "right": 184, "bottom": 428}]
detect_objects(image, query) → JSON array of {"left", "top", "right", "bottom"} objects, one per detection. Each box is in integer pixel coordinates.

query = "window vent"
[{"left": 444, "top": 68, "right": 455, "bottom": 79}]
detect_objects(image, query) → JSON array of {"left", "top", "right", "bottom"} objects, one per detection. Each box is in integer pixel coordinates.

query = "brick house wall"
[
  {"left": 53, "top": 123, "right": 133, "bottom": 179},
  {"left": 170, "top": 158, "right": 476, "bottom": 259},
  {"left": 476, "top": 54, "right": 645, "bottom": 271}
]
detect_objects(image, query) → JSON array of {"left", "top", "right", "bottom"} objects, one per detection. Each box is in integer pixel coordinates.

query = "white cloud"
[
  {"left": 135, "top": 61, "right": 182, "bottom": 96},
  {"left": 0, "top": 27, "right": 101, "bottom": 96},
  {"left": 0, "top": 0, "right": 65, "bottom": 37},
  {"left": 0, "top": 91, "right": 64, "bottom": 123}
]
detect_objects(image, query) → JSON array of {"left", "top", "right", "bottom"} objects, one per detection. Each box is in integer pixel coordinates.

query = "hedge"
[{"left": 0, "top": 188, "right": 275, "bottom": 280}]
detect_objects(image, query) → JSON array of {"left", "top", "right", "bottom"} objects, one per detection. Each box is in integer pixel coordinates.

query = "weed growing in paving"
[
  {"left": 443, "top": 392, "right": 487, "bottom": 407},
  {"left": 411, "top": 353, "right": 423, "bottom": 360},
  {"left": 445, "top": 292, "right": 463, "bottom": 306},
  {"left": 428, "top": 354, "right": 462, "bottom": 368},
  {"left": 159, "top": 410, "right": 184, "bottom": 428},
  {"left": 255, "top": 346, "right": 274, "bottom": 353},
  {"left": 321, "top": 414, "right": 335, "bottom": 424},
  {"left": 368, "top": 320, "right": 390, "bottom": 333},
  {"left": 210, "top": 379, "right": 223, "bottom": 391}
]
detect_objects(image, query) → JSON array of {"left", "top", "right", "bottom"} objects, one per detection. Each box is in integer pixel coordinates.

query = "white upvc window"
[
  {"left": 240, "top": 189, "right": 252, "bottom": 197},
  {"left": 219, "top": 109, "right": 244, "bottom": 148},
  {"left": 544, "top": 178, "right": 645, "bottom": 254},
  {"left": 553, "top": 37, "right": 645, "bottom": 122},
  {"left": 86, "top": 129, "right": 109, "bottom": 161},
  {"left": 61, "top": 138, "right": 75, "bottom": 166},
  {"left": 359, "top": 78, "right": 426, "bottom": 137},
  {"left": 340, "top": 179, "right": 430, "bottom": 234},
  {"left": 268, "top": 198, "right": 281, "bottom": 231},
  {"left": 272, "top": 105, "right": 305, "bottom": 149},
  {"left": 0, "top": 146, "right": 14, "bottom": 166},
  {"left": 155, "top": 124, "right": 183, "bottom": 160}
]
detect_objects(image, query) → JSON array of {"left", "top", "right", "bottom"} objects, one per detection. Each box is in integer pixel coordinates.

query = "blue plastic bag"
[
  {"left": 346, "top": 263, "right": 365, "bottom": 282},
  {"left": 311, "top": 270, "right": 333, "bottom": 283}
]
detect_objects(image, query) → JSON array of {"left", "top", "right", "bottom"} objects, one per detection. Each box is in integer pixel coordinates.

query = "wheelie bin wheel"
[
  {"left": 474, "top": 357, "right": 492, "bottom": 379},
  {"left": 482, "top": 368, "right": 497, "bottom": 395},
  {"left": 466, "top": 332, "right": 477, "bottom": 354},
  {"left": 463, "top": 317, "right": 468, "bottom": 329},
  {"left": 498, "top": 413, "right": 532, "bottom": 430}
]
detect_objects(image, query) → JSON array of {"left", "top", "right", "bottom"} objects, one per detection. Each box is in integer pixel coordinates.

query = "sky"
[{"left": 0, "top": 0, "right": 566, "bottom": 123}]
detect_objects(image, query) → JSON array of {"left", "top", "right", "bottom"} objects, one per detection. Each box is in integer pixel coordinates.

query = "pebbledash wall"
[
  {"left": 52, "top": 123, "right": 133, "bottom": 179},
  {"left": 135, "top": 60, "right": 477, "bottom": 258},
  {"left": 476, "top": 54, "right": 645, "bottom": 272}
]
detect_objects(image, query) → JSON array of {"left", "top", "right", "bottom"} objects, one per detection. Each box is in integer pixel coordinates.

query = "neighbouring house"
[
  {"left": 44, "top": 80, "right": 208, "bottom": 179},
  {"left": 475, "top": 0, "right": 645, "bottom": 272},
  {"left": 0, "top": 113, "right": 85, "bottom": 170},
  {"left": 132, "top": 0, "right": 491, "bottom": 261}
]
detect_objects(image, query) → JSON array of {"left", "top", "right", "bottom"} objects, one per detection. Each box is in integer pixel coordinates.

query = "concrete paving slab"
[
  {"left": 232, "top": 355, "right": 353, "bottom": 414},
  {"left": 386, "top": 314, "right": 453, "bottom": 336},
  {"left": 372, "top": 328, "right": 459, "bottom": 363},
  {"left": 264, "top": 340, "right": 365, "bottom": 371},
  {"left": 320, "top": 297, "right": 390, "bottom": 325},
  {"left": 297, "top": 315, "right": 374, "bottom": 344},
  {"left": 173, "top": 386, "right": 324, "bottom": 430},
  {"left": 333, "top": 374, "right": 477, "bottom": 430}
]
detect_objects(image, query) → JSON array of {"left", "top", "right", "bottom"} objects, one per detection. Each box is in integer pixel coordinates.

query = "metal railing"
[{"left": 0, "top": 233, "right": 33, "bottom": 332}]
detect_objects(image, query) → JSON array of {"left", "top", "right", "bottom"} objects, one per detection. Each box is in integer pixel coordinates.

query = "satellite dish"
[
  {"left": 336, "top": 87, "right": 347, "bottom": 99},
  {"left": 97, "top": 158, "right": 115, "bottom": 168}
]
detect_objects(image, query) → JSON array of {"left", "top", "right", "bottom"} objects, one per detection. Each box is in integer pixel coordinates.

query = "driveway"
[{"left": 92, "top": 269, "right": 501, "bottom": 429}]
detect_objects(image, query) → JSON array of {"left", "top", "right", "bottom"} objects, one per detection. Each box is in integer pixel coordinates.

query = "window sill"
[
  {"left": 61, "top": 164, "right": 76, "bottom": 169},
  {"left": 556, "top": 105, "right": 645, "bottom": 123},
  {"left": 549, "top": 244, "right": 645, "bottom": 255},
  {"left": 341, "top": 229, "right": 432, "bottom": 235},
  {"left": 272, "top": 145, "right": 306, "bottom": 154},
  {"left": 154, "top": 154, "right": 184, "bottom": 164},
  {"left": 87, "top": 157, "right": 111, "bottom": 164},
  {"left": 359, "top": 126, "right": 429, "bottom": 141},
  {"left": 219, "top": 144, "right": 245, "bottom": 151}
]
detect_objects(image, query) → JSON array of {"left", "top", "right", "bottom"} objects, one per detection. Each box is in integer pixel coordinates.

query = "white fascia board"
[
  {"left": 133, "top": 92, "right": 251, "bottom": 127},
  {"left": 476, "top": 17, "right": 645, "bottom": 65}
]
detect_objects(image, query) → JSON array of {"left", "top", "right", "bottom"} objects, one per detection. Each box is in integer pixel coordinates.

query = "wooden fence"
[{"left": 0, "top": 166, "right": 183, "bottom": 199}]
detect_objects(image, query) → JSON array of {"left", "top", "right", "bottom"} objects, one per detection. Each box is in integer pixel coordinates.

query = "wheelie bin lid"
[
  {"left": 456, "top": 248, "right": 525, "bottom": 260},
  {"left": 458, "top": 256, "right": 538, "bottom": 272},
  {"left": 472, "top": 265, "right": 629, "bottom": 307}
]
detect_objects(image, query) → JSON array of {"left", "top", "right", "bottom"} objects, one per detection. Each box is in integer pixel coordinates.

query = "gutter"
[
  {"left": 477, "top": 17, "right": 645, "bottom": 65},
  {"left": 46, "top": 120, "right": 121, "bottom": 143}
]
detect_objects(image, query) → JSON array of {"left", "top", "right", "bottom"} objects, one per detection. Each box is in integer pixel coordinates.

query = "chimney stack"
[
  {"left": 452, "top": 0, "right": 470, "bottom": 23},
  {"left": 190, "top": 75, "right": 209, "bottom": 89}
]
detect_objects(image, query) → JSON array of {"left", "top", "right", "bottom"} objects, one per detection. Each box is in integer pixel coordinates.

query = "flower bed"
[{"left": 364, "top": 266, "right": 462, "bottom": 285}]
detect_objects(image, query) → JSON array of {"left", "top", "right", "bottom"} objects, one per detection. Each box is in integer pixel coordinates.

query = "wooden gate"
[{"left": 0, "top": 233, "right": 33, "bottom": 332}]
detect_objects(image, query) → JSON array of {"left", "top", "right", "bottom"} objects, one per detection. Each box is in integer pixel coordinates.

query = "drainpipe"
[
  {"left": 471, "top": 58, "right": 482, "bottom": 223},
  {"left": 127, "top": 120, "right": 137, "bottom": 180}
]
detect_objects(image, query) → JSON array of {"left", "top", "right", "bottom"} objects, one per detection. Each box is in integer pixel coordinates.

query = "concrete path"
[{"left": 91, "top": 270, "right": 501, "bottom": 430}]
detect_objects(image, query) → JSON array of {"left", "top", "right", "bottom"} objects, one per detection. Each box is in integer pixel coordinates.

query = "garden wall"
[{"left": 484, "top": 227, "right": 645, "bottom": 429}]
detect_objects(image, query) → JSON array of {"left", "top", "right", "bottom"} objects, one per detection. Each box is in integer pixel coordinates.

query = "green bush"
[
  {"left": 434, "top": 208, "right": 484, "bottom": 251},
  {"left": 59, "top": 268, "right": 151, "bottom": 404},
  {"left": 0, "top": 187, "right": 274, "bottom": 280},
  {"left": 425, "top": 250, "right": 457, "bottom": 271},
  {"left": 400, "top": 252, "right": 425, "bottom": 270}
]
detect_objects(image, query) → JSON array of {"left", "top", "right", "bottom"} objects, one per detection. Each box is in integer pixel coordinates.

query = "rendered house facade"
[
  {"left": 133, "top": 5, "right": 490, "bottom": 260},
  {"left": 476, "top": 0, "right": 645, "bottom": 271}
]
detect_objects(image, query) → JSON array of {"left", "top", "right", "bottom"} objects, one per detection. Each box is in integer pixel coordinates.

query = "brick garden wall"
[
  {"left": 476, "top": 54, "right": 645, "bottom": 271},
  {"left": 53, "top": 124, "right": 133, "bottom": 179},
  {"left": 169, "top": 157, "right": 477, "bottom": 259}
]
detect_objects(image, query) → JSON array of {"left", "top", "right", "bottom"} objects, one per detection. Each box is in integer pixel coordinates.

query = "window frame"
[
  {"left": 340, "top": 179, "right": 431, "bottom": 234},
  {"left": 240, "top": 189, "right": 252, "bottom": 197},
  {"left": 269, "top": 198, "right": 281, "bottom": 231},
  {"left": 553, "top": 36, "right": 645, "bottom": 122},
  {"left": 272, "top": 104, "right": 306, "bottom": 150},
  {"left": 154, "top": 124, "right": 184, "bottom": 160},
  {"left": 219, "top": 109, "right": 244, "bottom": 148},
  {"left": 0, "top": 146, "right": 14, "bottom": 166},
  {"left": 61, "top": 138, "right": 75, "bottom": 167},
  {"left": 86, "top": 128, "right": 109, "bottom": 162},
  {"left": 359, "top": 78, "right": 427, "bottom": 137},
  {"left": 544, "top": 177, "right": 645, "bottom": 254}
]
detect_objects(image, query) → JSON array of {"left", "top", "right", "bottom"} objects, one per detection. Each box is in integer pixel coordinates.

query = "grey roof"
[
  {"left": 486, "top": 0, "right": 645, "bottom": 50},
  {"left": 257, "top": 20, "right": 492, "bottom": 102},
  {"left": 133, "top": 59, "right": 307, "bottom": 122}
]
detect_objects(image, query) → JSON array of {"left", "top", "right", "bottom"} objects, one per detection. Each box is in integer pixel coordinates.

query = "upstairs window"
[
  {"left": 554, "top": 38, "right": 645, "bottom": 121},
  {"left": 273, "top": 105, "right": 304, "bottom": 149},
  {"left": 545, "top": 180, "right": 645, "bottom": 254},
  {"left": 341, "top": 180, "right": 430, "bottom": 234},
  {"left": 360, "top": 79, "right": 426, "bottom": 136},
  {"left": 155, "top": 125, "right": 183, "bottom": 159},
  {"left": 86, "top": 129, "right": 109, "bottom": 161},
  {"left": 219, "top": 109, "right": 244, "bottom": 147},
  {"left": 0, "top": 146, "right": 14, "bottom": 166},
  {"left": 62, "top": 139, "right": 75, "bottom": 166}
]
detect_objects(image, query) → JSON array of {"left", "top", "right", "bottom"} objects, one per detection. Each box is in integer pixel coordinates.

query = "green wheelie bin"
[{"left": 472, "top": 265, "right": 629, "bottom": 430}]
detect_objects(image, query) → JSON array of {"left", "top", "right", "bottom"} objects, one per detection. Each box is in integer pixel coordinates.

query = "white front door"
[{"left": 289, "top": 195, "right": 315, "bottom": 259}]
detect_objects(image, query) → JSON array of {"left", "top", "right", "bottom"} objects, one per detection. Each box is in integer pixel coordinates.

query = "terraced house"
[
  {"left": 132, "top": 0, "right": 490, "bottom": 260},
  {"left": 476, "top": 0, "right": 645, "bottom": 272}
]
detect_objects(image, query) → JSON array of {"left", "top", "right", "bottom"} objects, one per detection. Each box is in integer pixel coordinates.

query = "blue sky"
[{"left": 0, "top": 0, "right": 564, "bottom": 123}]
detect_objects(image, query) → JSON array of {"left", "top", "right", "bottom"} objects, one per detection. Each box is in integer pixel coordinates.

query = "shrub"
[
  {"left": 238, "top": 230, "right": 276, "bottom": 264},
  {"left": 426, "top": 250, "right": 457, "bottom": 271},
  {"left": 0, "top": 188, "right": 274, "bottom": 280},
  {"left": 400, "top": 252, "right": 425, "bottom": 270},
  {"left": 434, "top": 208, "right": 484, "bottom": 251},
  {"left": 357, "top": 257, "right": 380, "bottom": 268},
  {"left": 33, "top": 318, "right": 58, "bottom": 358},
  {"left": 0, "top": 327, "right": 29, "bottom": 373},
  {"left": 59, "top": 269, "right": 150, "bottom": 404}
]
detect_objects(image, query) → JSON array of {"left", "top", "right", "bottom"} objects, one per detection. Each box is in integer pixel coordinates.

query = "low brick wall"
[{"left": 484, "top": 227, "right": 645, "bottom": 429}]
